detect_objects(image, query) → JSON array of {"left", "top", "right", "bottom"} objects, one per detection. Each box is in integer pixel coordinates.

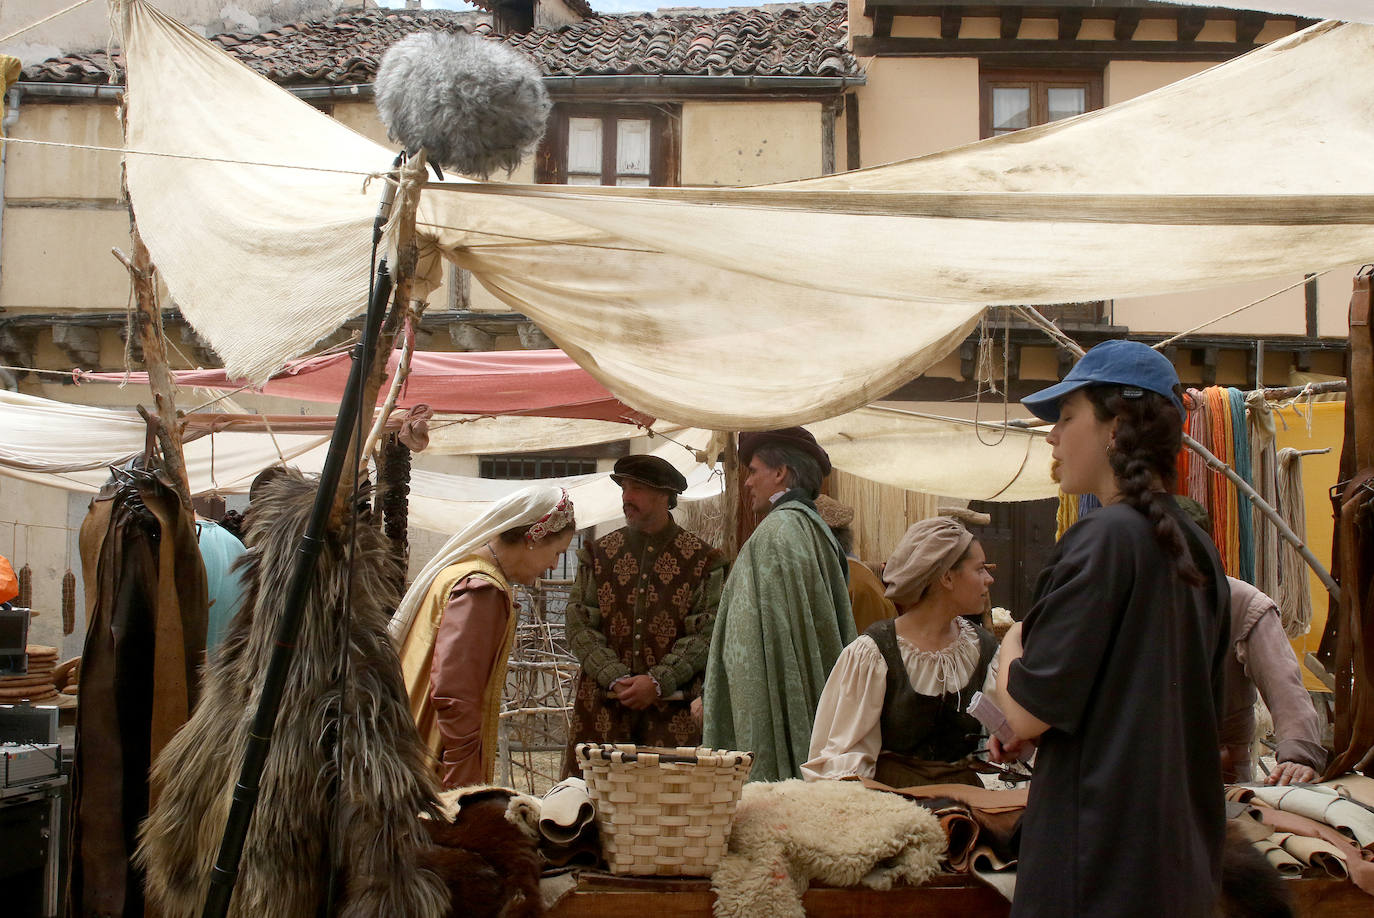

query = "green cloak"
[{"left": 702, "top": 496, "right": 857, "bottom": 782}]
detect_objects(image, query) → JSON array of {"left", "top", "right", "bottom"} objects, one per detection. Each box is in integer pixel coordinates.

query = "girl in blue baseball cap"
[{"left": 989, "top": 339, "right": 1231, "bottom": 917}]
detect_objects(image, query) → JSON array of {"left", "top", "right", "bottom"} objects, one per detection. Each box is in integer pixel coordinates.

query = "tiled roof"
[{"left": 21, "top": 3, "right": 859, "bottom": 85}]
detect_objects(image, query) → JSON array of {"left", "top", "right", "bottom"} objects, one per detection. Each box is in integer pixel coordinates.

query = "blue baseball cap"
[{"left": 1021, "top": 339, "right": 1184, "bottom": 423}]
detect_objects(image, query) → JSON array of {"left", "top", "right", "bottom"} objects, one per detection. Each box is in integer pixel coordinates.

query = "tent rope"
[
  {"left": 0, "top": 0, "right": 99, "bottom": 43},
  {"left": 1154, "top": 271, "right": 1330, "bottom": 349}
]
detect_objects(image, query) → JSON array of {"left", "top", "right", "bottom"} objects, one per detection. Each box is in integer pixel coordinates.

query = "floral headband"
[{"left": 527, "top": 490, "right": 574, "bottom": 543}]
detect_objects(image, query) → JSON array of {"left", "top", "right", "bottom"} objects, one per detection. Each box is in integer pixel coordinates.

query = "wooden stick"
[
  {"left": 721, "top": 432, "right": 740, "bottom": 558},
  {"left": 1183, "top": 432, "right": 1340, "bottom": 601},
  {"left": 360, "top": 305, "right": 421, "bottom": 467},
  {"left": 112, "top": 230, "right": 192, "bottom": 508}
]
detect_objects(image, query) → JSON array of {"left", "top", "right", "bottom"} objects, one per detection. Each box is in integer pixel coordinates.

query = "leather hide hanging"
[
  {"left": 69, "top": 467, "right": 208, "bottom": 918},
  {"left": 1321, "top": 267, "right": 1374, "bottom": 779},
  {"left": 136, "top": 469, "right": 448, "bottom": 918}
]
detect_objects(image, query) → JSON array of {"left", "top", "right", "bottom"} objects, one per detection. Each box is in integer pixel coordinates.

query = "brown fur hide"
[
  {"left": 136, "top": 470, "right": 448, "bottom": 918},
  {"left": 1217, "top": 821, "right": 1295, "bottom": 918},
  {"left": 419, "top": 793, "right": 544, "bottom": 918}
]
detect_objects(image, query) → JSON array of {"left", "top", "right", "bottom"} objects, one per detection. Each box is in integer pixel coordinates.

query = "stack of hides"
[
  {"left": 710, "top": 779, "right": 945, "bottom": 918},
  {"left": 1225, "top": 776, "right": 1374, "bottom": 896}
]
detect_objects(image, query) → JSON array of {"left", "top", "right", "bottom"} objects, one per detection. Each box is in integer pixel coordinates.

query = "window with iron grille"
[
  {"left": 479, "top": 456, "right": 599, "bottom": 480},
  {"left": 479, "top": 455, "right": 597, "bottom": 579}
]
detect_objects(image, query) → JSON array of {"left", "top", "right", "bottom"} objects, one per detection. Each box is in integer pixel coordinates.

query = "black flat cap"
[
  {"left": 738, "top": 427, "right": 832, "bottom": 477},
  {"left": 611, "top": 454, "right": 688, "bottom": 493}
]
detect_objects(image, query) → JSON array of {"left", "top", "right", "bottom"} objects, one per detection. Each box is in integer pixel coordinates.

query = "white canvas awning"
[{"left": 116, "top": 2, "right": 1374, "bottom": 429}]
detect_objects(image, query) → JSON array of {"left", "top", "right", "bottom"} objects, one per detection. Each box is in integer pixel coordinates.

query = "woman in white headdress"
[{"left": 392, "top": 484, "right": 575, "bottom": 788}]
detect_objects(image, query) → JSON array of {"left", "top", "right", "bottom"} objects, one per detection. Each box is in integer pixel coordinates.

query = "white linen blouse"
[{"left": 802, "top": 617, "right": 999, "bottom": 781}]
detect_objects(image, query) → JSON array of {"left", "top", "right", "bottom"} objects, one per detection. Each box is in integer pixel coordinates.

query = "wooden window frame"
[
  {"left": 979, "top": 68, "right": 1103, "bottom": 139},
  {"left": 536, "top": 103, "right": 680, "bottom": 186}
]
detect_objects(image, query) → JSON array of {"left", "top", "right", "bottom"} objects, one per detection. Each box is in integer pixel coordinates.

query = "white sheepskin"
[{"left": 710, "top": 779, "right": 946, "bottom": 918}]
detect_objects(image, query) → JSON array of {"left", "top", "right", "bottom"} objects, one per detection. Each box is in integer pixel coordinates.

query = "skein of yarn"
[{"left": 1275, "top": 448, "right": 1313, "bottom": 638}]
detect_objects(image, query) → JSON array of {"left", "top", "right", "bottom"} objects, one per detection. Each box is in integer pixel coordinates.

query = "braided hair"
[{"left": 1084, "top": 384, "right": 1203, "bottom": 586}]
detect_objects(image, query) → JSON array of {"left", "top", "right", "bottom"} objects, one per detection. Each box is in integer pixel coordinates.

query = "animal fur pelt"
[
  {"left": 711, "top": 779, "right": 946, "bottom": 918},
  {"left": 420, "top": 788, "right": 544, "bottom": 918},
  {"left": 136, "top": 470, "right": 448, "bottom": 918},
  {"left": 1217, "top": 822, "right": 1295, "bottom": 918}
]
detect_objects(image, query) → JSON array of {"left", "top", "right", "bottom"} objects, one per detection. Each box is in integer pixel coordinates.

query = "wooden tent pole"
[
  {"left": 332, "top": 152, "right": 427, "bottom": 525},
  {"left": 722, "top": 432, "right": 740, "bottom": 558},
  {"left": 112, "top": 217, "right": 192, "bottom": 509}
]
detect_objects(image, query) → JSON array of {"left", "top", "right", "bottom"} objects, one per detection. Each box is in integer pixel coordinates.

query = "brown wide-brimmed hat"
[
  {"left": 610, "top": 454, "right": 688, "bottom": 494},
  {"left": 738, "top": 427, "right": 832, "bottom": 477}
]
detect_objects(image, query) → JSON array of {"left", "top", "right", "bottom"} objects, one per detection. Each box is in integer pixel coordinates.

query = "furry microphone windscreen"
[{"left": 375, "top": 31, "right": 551, "bottom": 178}]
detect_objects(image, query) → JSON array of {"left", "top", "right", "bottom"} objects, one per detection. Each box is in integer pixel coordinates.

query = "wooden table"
[{"left": 549, "top": 872, "right": 1370, "bottom": 917}]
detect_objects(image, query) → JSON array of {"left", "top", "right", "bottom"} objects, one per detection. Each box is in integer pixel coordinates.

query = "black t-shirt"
[{"left": 1007, "top": 502, "right": 1229, "bottom": 918}]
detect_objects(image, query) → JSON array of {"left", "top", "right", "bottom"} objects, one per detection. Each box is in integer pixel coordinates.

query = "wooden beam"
[
  {"left": 1236, "top": 10, "right": 1266, "bottom": 44},
  {"left": 852, "top": 36, "right": 1253, "bottom": 63},
  {"left": 940, "top": 6, "right": 962, "bottom": 40},
  {"left": 1057, "top": 10, "right": 1083, "bottom": 42},
  {"left": 821, "top": 99, "right": 838, "bottom": 176},
  {"left": 1177, "top": 8, "right": 1206, "bottom": 42},
  {"left": 960, "top": 339, "right": 977, "bottom": 381},
  {"left": 112, "top": 231, "right": 193, "bottom": 509},
  {"left": 873, "top": 7, "right": 894, "bottom": 38},
  {"left": 999, "top": 8, "right": 1021, "bottom": 41},
  {"left": 844, "top": 92, "right": 861, "bottom": 171},
  {"left": 1306, "top": 273, "right": 1320, "bottom": 338},
  {"left": 1202, "top": 345, "right": 1219, "bottom": 387},
  {"left": 1114, "top": 8, "right": 1141, "bottom": 41}
]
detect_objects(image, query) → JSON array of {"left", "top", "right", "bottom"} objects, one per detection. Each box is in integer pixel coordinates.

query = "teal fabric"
[
  {"left": 197, "top": 520, "right": 247, "bottom": 658},
  {"left": 702, "top": 498, "right": 856, "bottom": 782}
]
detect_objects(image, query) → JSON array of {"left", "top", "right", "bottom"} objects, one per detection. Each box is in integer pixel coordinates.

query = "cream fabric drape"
[
  {"left": 809, "top": 407, "right": 1053, "bottom": 503},
  {"left": 0, "top": 390, "right": 330, "bottom": 493},
  {"left": 0, "top": 392, "right": 1056, "bottom": 504},
  {"left": 117, "top": 1, "right": 1374, "bottom": 428}
]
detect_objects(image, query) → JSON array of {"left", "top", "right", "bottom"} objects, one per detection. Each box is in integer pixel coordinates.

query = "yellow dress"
[{"left": 395, "top": 556, "right": 517, "bottom": 783}]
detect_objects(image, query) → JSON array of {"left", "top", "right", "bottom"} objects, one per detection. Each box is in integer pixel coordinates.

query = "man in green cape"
[{"left": 702, "top": 427, "right": 857, "bottom": 781}]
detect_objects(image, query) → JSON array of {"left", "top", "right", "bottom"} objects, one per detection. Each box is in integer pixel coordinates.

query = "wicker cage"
[{"left": 575, "top": 743, "right": 753, "bottom": 876}]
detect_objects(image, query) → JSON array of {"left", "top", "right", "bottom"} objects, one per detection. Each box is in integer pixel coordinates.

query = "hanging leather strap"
[{"left": 1349, "top": 267, "right": 1374, "bottom": 471}]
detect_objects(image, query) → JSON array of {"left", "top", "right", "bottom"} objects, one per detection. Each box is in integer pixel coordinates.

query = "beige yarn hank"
[{"left": 1275, "top": 448, "right": 1314, "bottom": 639}]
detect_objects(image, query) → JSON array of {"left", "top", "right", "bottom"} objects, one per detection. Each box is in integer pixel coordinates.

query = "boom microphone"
[{"left": 374, "top": 30, "right": 552, "bottom": 179}]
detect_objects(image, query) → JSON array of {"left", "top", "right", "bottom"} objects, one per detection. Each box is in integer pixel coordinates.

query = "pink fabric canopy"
[{"left": 86, "top": 349, "right": 654, "bottom": 425}]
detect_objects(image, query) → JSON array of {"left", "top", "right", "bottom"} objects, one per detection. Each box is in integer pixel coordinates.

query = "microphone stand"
[{"left": 200, "top": 161, "right": 403, "bottom": 918}]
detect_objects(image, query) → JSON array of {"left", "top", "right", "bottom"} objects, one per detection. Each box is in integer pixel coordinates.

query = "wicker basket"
[{"left": 575, "top": 743, "right": 753, "bottom": 876}]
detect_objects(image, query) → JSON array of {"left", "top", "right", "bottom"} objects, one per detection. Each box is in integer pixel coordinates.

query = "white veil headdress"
[{"left": 389, "top": 483, "right": 572, "bottom": 642}]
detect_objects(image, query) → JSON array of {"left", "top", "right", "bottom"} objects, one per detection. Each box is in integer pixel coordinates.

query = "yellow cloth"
[
  {"left": 397, "top": 556, "right": 515, "bottom": 782},
  {"left": 1273, "top": 400, "right": 1344, "bottom": 693},
  {"left": 848, "top": 558, "right": 895, "bottom": 634},
  {"left": 0, "top": 56, "right": 20, "bottom": 136}
]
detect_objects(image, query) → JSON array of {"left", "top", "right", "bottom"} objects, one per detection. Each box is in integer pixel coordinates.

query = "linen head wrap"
[
  {"left": 883, "top": 517, "right": 974, "bottom": 607},
  {"left": 389, "top": 484, "right": 574, "bottom": 642}
]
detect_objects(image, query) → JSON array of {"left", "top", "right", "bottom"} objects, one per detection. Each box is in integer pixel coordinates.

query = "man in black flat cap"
[
  {"left": 563, "top": 455, "right": 727, "bottom": 774},
  {"left": 702, "top": 426, "right": 856, "bottom": 781}
]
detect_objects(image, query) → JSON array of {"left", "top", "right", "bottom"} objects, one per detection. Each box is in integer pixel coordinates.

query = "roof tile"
[{"left": 21, "top": 3, "right": 858, "bottom": 85}]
